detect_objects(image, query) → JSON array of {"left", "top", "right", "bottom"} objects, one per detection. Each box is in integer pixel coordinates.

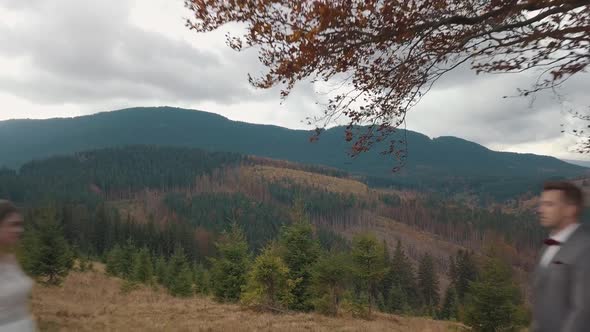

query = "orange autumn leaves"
[{"left": 185, "top": 0, "right": 589, "bottom": 162}]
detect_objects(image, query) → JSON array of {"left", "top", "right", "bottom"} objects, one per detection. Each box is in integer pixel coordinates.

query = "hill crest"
[{"left": 1, "top": 106, "right": 586, "bottom": 201}]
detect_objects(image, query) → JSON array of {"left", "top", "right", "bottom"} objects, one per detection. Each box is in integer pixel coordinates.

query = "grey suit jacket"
[{"left": 531, "top": 224, "right": 590, "bottom": 332}]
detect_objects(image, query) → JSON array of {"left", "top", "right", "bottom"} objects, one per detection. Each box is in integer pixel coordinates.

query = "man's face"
[{"left": 538, "top": 190, "right": 577, "bottom": 229}]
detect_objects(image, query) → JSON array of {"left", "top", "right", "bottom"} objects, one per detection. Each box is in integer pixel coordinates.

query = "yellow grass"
[
  {"left": 241, "top": 165, "right": 369, "bottom": 195},
  {"left": 32, "top": 267, "right": 463, "bottom": 332}
]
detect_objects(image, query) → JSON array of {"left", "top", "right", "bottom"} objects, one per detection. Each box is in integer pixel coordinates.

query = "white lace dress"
[{"left": 0, "top": 258, "right": 36, "bottom": 332}]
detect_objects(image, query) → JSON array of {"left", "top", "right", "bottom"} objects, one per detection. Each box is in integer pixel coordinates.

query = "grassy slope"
[{"left": 32, "top": 266, "right": 464, "bottom": 332}]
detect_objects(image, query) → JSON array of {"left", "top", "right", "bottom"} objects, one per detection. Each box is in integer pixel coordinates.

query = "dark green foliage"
[
  {"left": 438, "top": 286, "right": 459, "bottom": 320},
  {"left": 0, "top": 112, "right": 553, "bottom": 322},
  {"left": 166, "top": 246, "right": 191, "bottom": 294},
  {"left": 193, "top": 263, "right": 211, "bottom": 295},
  {"left": 120, "top": 239, "right": 136, "bottom": 279},
  {"left": 59, "top": 203, "right": 203, "bottom": 263},
  {"left": 417, "top": 253, "right": 440, "bottom": 315},
  {"left": 350, "top": 234, "right": 388, "bottom": 317},
  {"left": 316, "top": 226, "right": 349, "bottom": 252},
  {"left": 21, "top": 207, "right": 74, "bottom": 285},
  {"left": 18, "top": 222, "right": 41, "bottom": 277},
  {"left": 454, "top": 250, "right": 479, "bottom": 302},
  {"left": 106, "top": 244, "right": 125, "bottom": 277},
  {"left": 0, "top": 107, "right": 584, "bottom": 204},
  {"left": 388, "top": 284, "right": 408, "bottom": 314},
  {"left": 0, "top": 142, "right": 554, "bottom": 262},
  {"left": 0, "top": 145, "right": 242, "bottom": 204},
  {"left": 268, "top": 182, "right": 357, "bottom": 218},
  {"left": 107, "top": 244, "right": 199, "bottom": 298},
  {"left": 165, "top": 192, "right": 287, "bottom": 251},
  {"left": 310, "top": 252, "right": 350, "bottom": 316},
  {"left": 154, "top": 255, "right": 169, "bottom": 286},
  {"left": 464, "top": 254, "right": 528, "bottom": 332},
  {"left": 390, "top": 240, "right": 419, "bottom": 313},
  {"left": 209, "top": 223, "right": 250, "bottom": 302},
  {"left": 131, "top": 247, "right": 154, "bottom": 284},
  {"left": 278, "top": 215, "right": 321, "bottom": 311},
  {"left": 377, "top": 240, "right": 394, "bottom": 313},
  {"left": 171, "top": 265, "right": 195, "bottom": 298},
  {"left": 241, "top": 245, "right": 294, "bottom": 309},
  {"left": 105, "top": 240, "right": 136, "bottom": 279}
]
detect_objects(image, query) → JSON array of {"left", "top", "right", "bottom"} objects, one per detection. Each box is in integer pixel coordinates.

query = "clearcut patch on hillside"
[{"left": 241, "top": 165, "right": 369, "bottom": 195}]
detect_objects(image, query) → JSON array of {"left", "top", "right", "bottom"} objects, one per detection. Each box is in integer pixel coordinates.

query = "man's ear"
[{"left": 565, "top": 204, "right": 578, "bottom": 218}]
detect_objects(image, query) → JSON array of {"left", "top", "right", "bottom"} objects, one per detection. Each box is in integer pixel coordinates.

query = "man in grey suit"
[{"left": 532, "top": 181, "right": 590, "bottom": 332}]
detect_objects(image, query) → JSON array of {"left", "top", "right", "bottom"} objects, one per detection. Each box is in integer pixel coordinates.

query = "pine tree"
[
  {"left": 438, "top": 286, "right": 459, "bottom": 320},
  {"left": 449, "top": 254, "right": 458, "bottom": 287},
  {"left": 154, "top": 255, "right": 169, "bottom": 286},
  {"left": 350, "top": 233, "right": 388, "bottom": 317},
  {"left": 167, "top": 245, "right": 193, "bottom": 297},
  {"left": 310, "top": 252, "right": 349, "bottom": 316},
  {"left": 106, "top": 244, "right": 125, "bottom": 277},
  {"left": 417, "top": 253, "right": 440, "bottom": 315},
  {"left": 378, "top": 240, "right": 394, "bottom": 312},
  {"left": 193, "top": 263, "right": 211, "bottom": 295},
  {"left": 464, "top": 255, "right": 528, "bottom": 332},
  {"left": 93, "top": 204, "right": 109, "bottom": 256},
  {"left": 389, "top": 284, "right": 407, "bottom": 313},
  {"left": 131, "top": 247, "right": 154, "bottom": 284},
  {"left": 209, "top": 223, "right": 250, "bottom": 302},
  {"left": 241, "top": 245, "right": 294, "bottom": 310},
  {"left": 170, "top": 264, "right": 194, "bottom": 298},
  {"left": 18, "top": 223, "right": 41, "bottom": 277},
  {"left": 30, "top": 207, "right": 74, "bottom": 285},
  {"left": 389, "top": 240, "right": 418, "bottom": 313},
  {"left": 279, "top": 207, "right": 320, "bottom": 311},
  {"left": 455, "top": 250, "right": 478, "bottom": 302},
  {"left": 119, "top": 239, "right": 136, "bottom": 279}
]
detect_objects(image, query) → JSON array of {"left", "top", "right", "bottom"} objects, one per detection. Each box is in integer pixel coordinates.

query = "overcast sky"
[{"left": 1, "top": 0, "right": 589, "bottom": 161}]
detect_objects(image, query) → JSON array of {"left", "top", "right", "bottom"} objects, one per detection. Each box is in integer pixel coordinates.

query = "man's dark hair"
[{"left": 543, "top": 181, "right": 585, "bottom": 212}]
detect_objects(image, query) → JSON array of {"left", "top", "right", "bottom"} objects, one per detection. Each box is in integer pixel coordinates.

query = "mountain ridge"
[
  {"left": 0, "top": 106, "right": 579, "bottom": 164},
  {"left": 1, "top": 106, "right": 586, "bottom": 200}
]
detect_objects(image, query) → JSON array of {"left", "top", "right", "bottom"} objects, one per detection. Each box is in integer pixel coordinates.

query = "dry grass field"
[
  {"left": 31, "top": 266, "right": 465, "bottom": 332},
  {"left": 241, "top": 165, "right": 370, "bottom": 196}
]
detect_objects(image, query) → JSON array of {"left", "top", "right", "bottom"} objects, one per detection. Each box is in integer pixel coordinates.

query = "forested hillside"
[
  {"left": 3, "top": 145, "right": 537, "bottom": 330},
  {"left": 2, "top": 145, "right": 542, "bottom": 262},
  {"left": 1, "top": 107, "right": 586, "bottom": 201}
]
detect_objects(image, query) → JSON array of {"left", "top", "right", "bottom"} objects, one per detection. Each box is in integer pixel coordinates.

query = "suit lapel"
[
  {"left": 533, "top": 225, "right": 586, "bottom": 291},
  {"left": 551, "top": 225, "right": 585, "bottom": 265}
]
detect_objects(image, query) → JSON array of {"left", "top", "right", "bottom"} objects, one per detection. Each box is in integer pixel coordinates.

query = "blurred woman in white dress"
[{"left": 0, "top": 200, "right": 36, "bottom": 332}]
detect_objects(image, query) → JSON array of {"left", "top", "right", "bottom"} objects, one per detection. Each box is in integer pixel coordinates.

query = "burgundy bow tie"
[{"left": 544, "top": 238, "right": 561, "bottom": 246}]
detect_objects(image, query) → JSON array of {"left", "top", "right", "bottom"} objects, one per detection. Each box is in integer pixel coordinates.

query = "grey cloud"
[
  {"left": 0, "top": 0, "right": 588, "bottom": 161},
  {"left": 0, "top": 0, "right": 270, "bottom": 105},
  {"left": 0, "top": 0, "right": 36, "bottom": 11},
  {"left": 408, "top": 68, "right": 589, "bottom": 148}
]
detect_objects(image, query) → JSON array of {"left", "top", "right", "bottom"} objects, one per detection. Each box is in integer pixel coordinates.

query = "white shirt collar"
[{"left": 550, "top": 223, "right": 581, "bottom": 243}]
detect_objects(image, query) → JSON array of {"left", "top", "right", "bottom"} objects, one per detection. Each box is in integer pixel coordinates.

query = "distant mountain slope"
[
  {"left": 563, "top": 159, "right": 590, "bottom": 168},
  {"left": 1, "top": 106, "right": 586, "bottom": 198}
]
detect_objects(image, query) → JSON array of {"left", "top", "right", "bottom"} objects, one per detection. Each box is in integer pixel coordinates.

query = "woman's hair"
[{"left": 0, "top": 200, "right": 19, "bottom": 223}]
